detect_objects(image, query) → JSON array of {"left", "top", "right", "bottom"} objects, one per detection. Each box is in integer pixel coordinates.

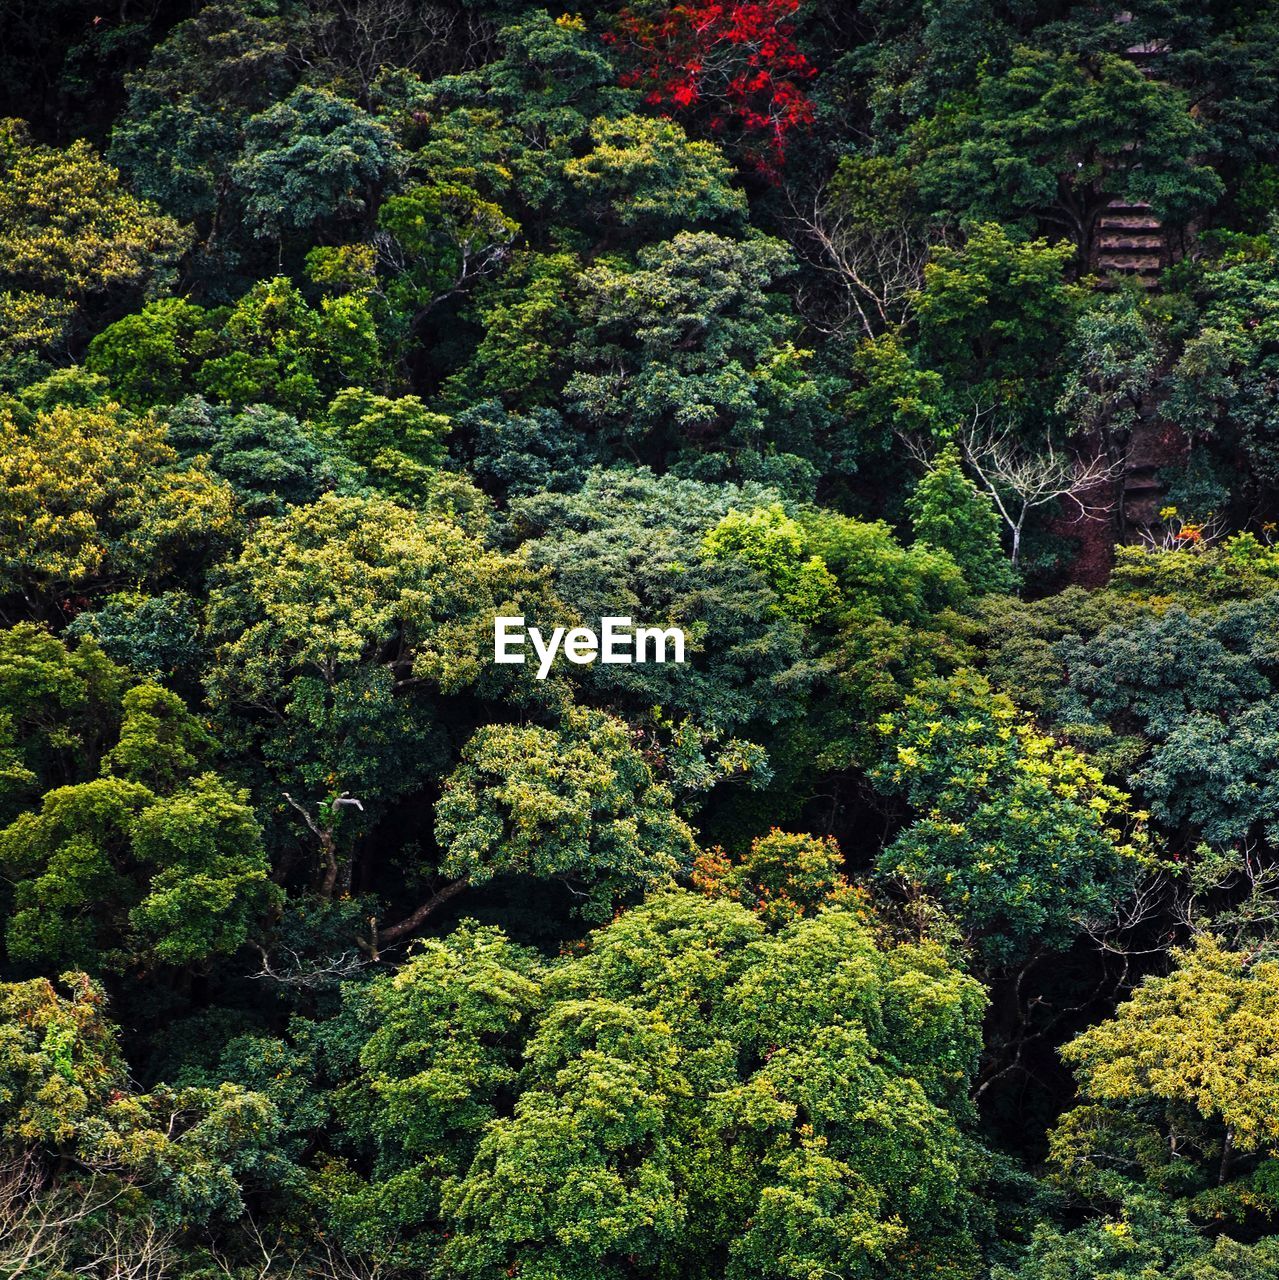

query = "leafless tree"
[
  {"left": 1077, "top": 869, "right": 1180, "bottom": 990},
  {"left": 959, "top": 413, "right": 1126, "bottom": 571},
  {"left": 294, "top": 0, "right": 493, "bottom": 98},
  {"left": 974, "top": 868, "right": 1181, "bottom": 1106},
  {"left": 209, "top": 1216, "right": 302, "bottom": 1280},
  {"left": 93, "top": 1218, "right": 179, "bottom": 1280},
  {"left": 306, "top": 1235, "right": 394, "bottom": 1280},
  {"left": 787, "top": 182, "right": 932, "bottom": 338},
  {"left": 0, "top": 1154, "right": 76, "bottom": 1278},
  {"left": 0, "top": 1154, "right": 167, "bottom": 1280}
]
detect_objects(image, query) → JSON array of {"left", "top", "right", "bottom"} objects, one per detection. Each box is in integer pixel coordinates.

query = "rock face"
[
  {"left": 1122, "top": 408, "right": 1190, "bottom": 533},
  {"left": 1051, "top": 485, "right": 1119, "bottom": 587},
  {"left": 1054, "top": 413, "right": 1191, "bottom": 588}
]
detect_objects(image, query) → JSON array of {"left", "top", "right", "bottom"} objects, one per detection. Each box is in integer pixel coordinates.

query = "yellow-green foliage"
[
  {"left": 875, "top": 670, "right": 1150, "bottom": 965},
  {"left": 1052, "top": 937, "right": 1279, "bottom": 1218},
  {"left": 0, "top": 119, "right": 190, "bottom": 362},
  {"left": 0, "top": 401, "right": 235, "bottom": 593}
]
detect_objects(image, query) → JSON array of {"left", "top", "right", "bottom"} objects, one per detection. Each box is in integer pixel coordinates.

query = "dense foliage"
[{"left": 3, "top": 2, "right": 1279, "bottom": 1276}]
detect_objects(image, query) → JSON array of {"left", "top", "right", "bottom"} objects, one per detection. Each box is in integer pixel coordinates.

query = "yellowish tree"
[
  {"left": 0, "top": 119, "right": 190, "bottom": 369},
  {"left": 0, "top": 401, "right": 235, "bottom": 602}
]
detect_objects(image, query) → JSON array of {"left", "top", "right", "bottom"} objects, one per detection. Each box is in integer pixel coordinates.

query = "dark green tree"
[
  {"left": 917, "top": 48, "right": 1223, "bottom": 250},
  {"left": 232, "top": 86, "right": 403, "bottom": 242}
]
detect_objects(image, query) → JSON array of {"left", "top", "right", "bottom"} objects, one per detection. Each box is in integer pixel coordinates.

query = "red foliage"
[{"left": 603, "top": 0, "right": 816, "bottom": 178}]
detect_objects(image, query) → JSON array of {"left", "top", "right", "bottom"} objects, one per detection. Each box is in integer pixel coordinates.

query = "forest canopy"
[{"left": 4, "top": 1, "right": 1279, "bottom": 1277}]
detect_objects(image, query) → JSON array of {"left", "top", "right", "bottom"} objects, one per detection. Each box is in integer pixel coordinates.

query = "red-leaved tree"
[{"left": 603, "top": 0, "right": 816, "bottom": 178}]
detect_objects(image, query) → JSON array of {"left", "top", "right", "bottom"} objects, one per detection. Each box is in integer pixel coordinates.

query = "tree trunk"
[{"left": 376, "top": 878, "right": 469, "bottom": 945}]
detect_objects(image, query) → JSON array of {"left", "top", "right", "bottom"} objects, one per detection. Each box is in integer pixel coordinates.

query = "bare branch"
[
  {"left": 209, "top": 1216, "right": 300, "bottom": 1280},
  {"left": 1136, "top": 507, "right": 1229, "bottom": 553},
  {"left": 306, "top": 1235, "right": 393, "bottom": 1280},
  {"left": 89, "top": 1216, "right": 177, "bottom": 1280},
  {"left": 282, "top": 791, "right": 362, "bottom": 899},
  {"left": 0, "top": 1155, "right": 148, "bottom": 1280},
  {"left": 248, "top": 942, "right": 369, "bottom": 990}
]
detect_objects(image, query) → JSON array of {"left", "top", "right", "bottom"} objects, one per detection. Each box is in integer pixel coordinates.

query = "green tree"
[
  {"left": 1105, "top": 536, "right": 1279, "bottom": 609},
  {"left": 1056, "top": 595, "right": 1279, "bottom": 847},
  {"left": 0, "top": 401, "right": 235, "bottom": 603},
  {"left": 441, "top": 251, "right": 584, "bottom": 409},
  {"left": 100, "top": 680, "right": 215, "bottom": 791},
  {"left": 452, "top": 399, "right": 592, "bottom": 500},
  {"left": 164, "top": 396, "right": 353, "bottom": 516},
  {"left": 565, "top": 231, "right": 824, "bottom": 464},
  {"left": 197, "top": 277, "right": 383, "bottom": 415},
  {"left": 874, "top": 670, "right": 1149, "bottom": 966},
  {"left": 564, "top": 115, "right": 746, "bottom": 237},
  {"left": 1162, "top": 234, "right": 1279, "bottom": 489},
  {"left": 87, "top": 276, "right": 383, "bottom": 416},
  {"left": 416, "top": 10, "right": 634, "bottom": 215},
  {"left": 994, "top": 1194, "right": 1279, "bottom": 1280},
  {"left": 205, "top": 492, "right": 542, "bottom": 900},
  {"left": 81, "top": 296, "right": 210, "bottom": 408},
  {"left": 434, "top": 707, "right": 697, "bottom": 924},
  {"left": 316, "top": 923, "right": 544, "bottom": 1268},
  {"left": 0, "top": 971, "right": 124, "bottom": 1149},
  {"left": 1049, "top": 937, "right": 1279, "bottom": 1232},
  {"left": 695, "top": 828, "right": 857, "bottom": 928},
  {"left": 0, "top": 624, "right": 128, "bottom": 821},
  {"left": 914, "top": 222, "right": 1085, "bottom": 425},
  {"left": 232, "top": 86, "right": 402, "bottom": 242},
  {"left": 318, "top": 386, "right": 451, "bottom": 503},
  {"left": 512, "top": 467, "right": 808, "bottom": 739},
  {"left": 0, "top": 971, "right": 284, "bottom": 1230},
  {"left": 437, "top": 894, "right": 988, "bottom": 1280},
  {"left": 917, "top": 48, "right": 1223, "bottom": 249},
  {"left": 907, "top": 443, "right": 1016, "bottom": 594},
  {"left": 377, "top": 181, "right": 519, "bottom": 333},
  {"left": 839, "top": 328, "right": 948, "bottom": 459},
  {"left": 0, "top": 681, "right": 278, "bottom": 971},
  {"left": 703, "top": 504, "right": 841, "bottom": 625},
  {"left": 108, "top": 3, "right": 295, "bottom": 239},
  {"left": 441, "top": 995, "right": 690, "bottom": 1280},
  {"left": 790, "top": 504, "right": 972, "bottom": 770},
  {"left": 65, "top": 590, "right": 205, "bottom": 685},
  {"left": 256, "top": 894, "right": 985, "bottom": 1277},
  {"left": 1056, "top": 290, "right": 1163, "bottom": 447},
  {"left": 838, "top": 224, "right": 1086, "bottom": 465}
]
